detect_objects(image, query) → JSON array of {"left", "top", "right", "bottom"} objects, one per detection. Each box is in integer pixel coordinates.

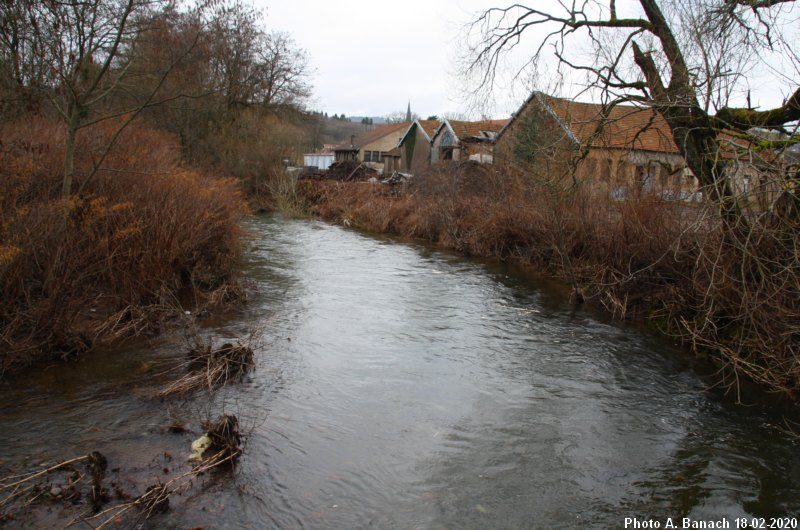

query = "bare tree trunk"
[{"left": 63, "top": 109, "right": 79, "bottom": 199}]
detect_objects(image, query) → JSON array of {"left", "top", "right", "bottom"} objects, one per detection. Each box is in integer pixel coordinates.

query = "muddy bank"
[{"left": 0, "top": 335, "right": 254, "bottom": 527}]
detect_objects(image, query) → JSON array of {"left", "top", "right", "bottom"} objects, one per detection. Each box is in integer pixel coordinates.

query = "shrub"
[{"left": 0, "top": 117, "right": 246, "bottom": 374}]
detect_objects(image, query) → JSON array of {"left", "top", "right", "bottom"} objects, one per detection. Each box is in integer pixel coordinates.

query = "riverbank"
[
  {"left": 291, "top": 162, "right": 800, "bottom": 397},
  {"left": 0, "top": 118, "right": 246, "bottom": 375}
]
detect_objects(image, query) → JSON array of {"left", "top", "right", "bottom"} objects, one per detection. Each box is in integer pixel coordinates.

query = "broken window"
[
  {"left": 673, "top": 169, "right": 683, "bottom": 188},
  {"left": 637, "top": 164, "right": 656, "bottom": 193},
  {"left": 441, "top": 130, "right": 455, "bottom": 146}
]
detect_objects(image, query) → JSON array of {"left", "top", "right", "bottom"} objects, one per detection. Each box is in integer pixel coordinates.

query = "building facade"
[
  {"left": 430, "top": 119, "right": 508, "bottom": 164},
  {"left": 333, "top": 122, "right": 409, "bottom": 174},
  {"left": 396, "top": 119, "right": 439, "bottom": 175},
  {"left": 494, "top": 92, "right": 697, "bottom": 199}
]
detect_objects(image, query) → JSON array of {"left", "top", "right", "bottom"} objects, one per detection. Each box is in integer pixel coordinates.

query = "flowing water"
[{"left": 1, "top": 215, "right": 798, "bottom": 529}]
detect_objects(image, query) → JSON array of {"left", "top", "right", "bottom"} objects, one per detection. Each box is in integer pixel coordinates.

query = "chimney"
[{"left": 350, "top": 134, "right": 355, "bottom": 147}]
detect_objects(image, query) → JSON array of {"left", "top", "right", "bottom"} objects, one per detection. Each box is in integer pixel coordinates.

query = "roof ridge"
[{"left": 506, "top": 91, "right": 680, "bottom": 154}]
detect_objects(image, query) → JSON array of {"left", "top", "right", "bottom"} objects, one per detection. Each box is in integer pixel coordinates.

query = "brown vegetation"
[
  {"left": 0, "top": 118, "right": 245, "bottom": 375},
  {"left": 297, "top": 162, "right": 800, "bottom": 396},
  {"left": 157, "top": 341, "right": 255, "bottom": 398}
]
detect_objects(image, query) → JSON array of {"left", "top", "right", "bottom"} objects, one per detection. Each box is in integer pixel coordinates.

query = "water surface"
[{"left": 1, "top": 215, "right": 798, "bottom": 528}]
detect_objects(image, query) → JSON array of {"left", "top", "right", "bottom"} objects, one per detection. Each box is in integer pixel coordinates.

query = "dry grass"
[
  {"left": 157, "top": 340, "right": 255, "bottom": 398},
  {"left": 297, "top": 162, "right": 800, "bottom": 397},
  {"left": 0, "top": 117, "right": 246, "bottom": 374}
]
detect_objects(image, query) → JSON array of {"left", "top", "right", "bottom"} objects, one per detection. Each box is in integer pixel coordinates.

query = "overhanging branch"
[{"left": 716, "top": 85, "right": 800, "bottom": 129}]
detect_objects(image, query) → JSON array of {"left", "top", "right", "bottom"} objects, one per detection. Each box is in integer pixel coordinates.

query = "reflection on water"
[{"left": 0, "top": 214, "right": 798, "bottom": 528}]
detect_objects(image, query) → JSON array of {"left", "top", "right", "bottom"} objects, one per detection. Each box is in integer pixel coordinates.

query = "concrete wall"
[
  {"left": 384, "top": 156, "right": 402, "bottom": 174},
  {"left": 577, "top": 148, "right": 696, "bottom": 200},
  {"left": 726, "top": 159, "right": 783, "bottom": 211},
  {"left": 303, "top": 153, "right": 334, "bottom": 170},
  {"left": 461, "top": 141, "right": 495, "bottom": 163}
]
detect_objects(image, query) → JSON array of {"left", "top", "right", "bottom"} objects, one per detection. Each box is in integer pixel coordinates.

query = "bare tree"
[
  {"left": 206, "top": 2, "right": 310, "bottom": 112},
  {"left": 465, "top": 0, "right": 800, "bottom": 394},
  {"left": 259, "top": 31, "right": 311, "bottom": 109},
  {"left": 2, "top": 0, "right": 204, "bottom": 197},
  {"left": 465, "top": 0, "right": 800, "bottom": 224},
  {"left": 0, "top": 0, "right": 48, "bottom": 114},
  {"left": 384, "top": 110, "right": 419, "bottom": 124}
]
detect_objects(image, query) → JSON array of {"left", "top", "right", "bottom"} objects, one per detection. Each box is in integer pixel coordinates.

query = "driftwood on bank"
[
  {"left": 0, "top": 414, "right": 244, "bottom": 527},
  {"left": 70, "top": 414, "right": 243, "bottom": 529}
]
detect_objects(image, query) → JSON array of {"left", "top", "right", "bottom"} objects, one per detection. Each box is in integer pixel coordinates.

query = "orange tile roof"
[
  {"left": 448, "top": 119, "right": 509, "bottom": 140},
  {"left": 418, "top": 119, "right": 440, "bottom": 139},
  {"left": 539, "top": 95, "right": 678, "bottom": 154},
  {"left": 385, "top": 146, "right": 402, "bottom": 157},
  {"left": 716, "top": 130, "right": 777, "bottom": 162}
]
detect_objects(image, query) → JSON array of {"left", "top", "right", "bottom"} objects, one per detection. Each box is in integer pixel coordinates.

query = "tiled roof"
[
  {"left": 385, "top": 147, "right": 402, "bottom": 157},
  {"left": 716, "top": 130, "right": 777, "bottom": 162},
  {"left": 448, "top": 119, "right": 509, "bottom": 140},
  {"left": 398, "top": 119, "right": 441, "bottom": 147},
  {"left": 354, "top": 122, "right": 409, "bottom": 147},
  {"left": 418, "top": 120, "right": 440, "bottom": 139},
  {"left": 539, "top": 94, "right": 679, "bottom": 154}
]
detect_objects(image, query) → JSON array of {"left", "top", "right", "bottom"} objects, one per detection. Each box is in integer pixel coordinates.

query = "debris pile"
[
  {"left": 381, "top": 171, "right": 411, "bottom": 186},
  {"left": 300, "top": 161, "right": 379, "bottom": 182},
  {"left": 200, "top": 414, "right": 243, "bottom": 462},
  {"left": 157, "top": 341, "right": 254, "bottom": 398}
]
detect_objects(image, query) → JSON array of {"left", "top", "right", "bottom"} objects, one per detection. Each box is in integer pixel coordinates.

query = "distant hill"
[{"left": 348, "top": 116, "right": 387, "bottom": 125}]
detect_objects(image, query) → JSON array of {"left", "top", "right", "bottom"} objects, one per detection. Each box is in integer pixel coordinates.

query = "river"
[{"left": 0, "top": 214, "right": 798, "bottom": 528}]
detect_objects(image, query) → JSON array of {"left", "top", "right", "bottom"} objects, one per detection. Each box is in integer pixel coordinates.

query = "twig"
[
  {"left": 71, "top": 449, "right": 239, "bottom": 529},
  {"left": 0, "top": 455, "right": 89, "bottom": 491}
]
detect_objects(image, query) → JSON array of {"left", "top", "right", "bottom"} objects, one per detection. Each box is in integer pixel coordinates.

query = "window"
[
  {"left": 365, "top": 150, "right": 384, "bottom": 163},
  {"left": 637, "top": 164, "right": 655, "bottom": 193},
  {"left": 673, "top": 169, "right": 683, "bottom": 188},
  {"left": 659, "top": 164, "right": 669, "bottom": 187}
]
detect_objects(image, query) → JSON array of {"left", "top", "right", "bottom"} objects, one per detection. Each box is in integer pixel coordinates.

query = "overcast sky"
[
  {"left": 256, "top": 0, "right": 514, "bottom": 118},
  {"left": 256, "top": 0, "right": 799, "bottom": 120}
]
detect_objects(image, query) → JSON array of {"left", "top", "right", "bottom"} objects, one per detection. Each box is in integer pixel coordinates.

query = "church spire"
[{"left": 406, "top": 101, "right": 412, "bottom": 122}]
